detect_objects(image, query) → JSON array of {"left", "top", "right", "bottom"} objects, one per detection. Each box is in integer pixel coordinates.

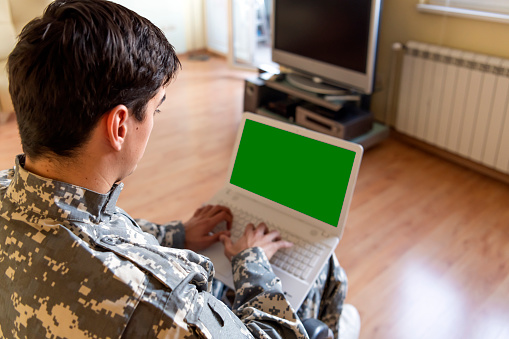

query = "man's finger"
[
  {"left": 219, "top": 233, "right": 231, "bottom": 246},
  {"left": 279, "top": 240, "right": 294, "bottom": 249},
  {"left": 265, "top": 240, "right": 293, "bottom": 259},
  {"left": 196, "top": 205, "right": 212, "bottom": 216},
  {"left": 219, "top": 234, "right": 234, "bottom": 260},
  {"left": 244, "top": 223, "right": 255, "bottom": 235},
  {"left": 209, "top": 211, "right": 233, "bottom": 231},
  {"left": 208, "top": 205, "right": 232, "bottom": 218},
  {"left": 197, "top": 231, "right": 229, "bottom": 250},
  {"left": 212, "top": 230, "right": 230, "bottom": 242},
  {"left": 215, "top": 206, "right": 233, "bottom": 229},
  {"left": 255, "top": 223, "right": 268, "bottom": 235},
  {"left": 264, "top": 230, "right": 282, "bottom": 242}
]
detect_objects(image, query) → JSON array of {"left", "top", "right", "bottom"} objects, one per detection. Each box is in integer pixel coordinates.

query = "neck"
[{"left": 24, "top": 153, "right": 118, "bottom": 194}]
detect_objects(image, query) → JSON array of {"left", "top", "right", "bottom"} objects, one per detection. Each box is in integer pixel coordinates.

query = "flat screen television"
[{"left": 271, "top": 0, "right": 383, "bottom": 95}]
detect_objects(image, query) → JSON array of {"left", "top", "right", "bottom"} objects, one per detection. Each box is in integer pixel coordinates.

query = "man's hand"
[
  {"left": 219, "top": 223, "right": 293, "bottom": 261},
  {"left": 183, "top": 205, "right": 233, "bottom": 252}
]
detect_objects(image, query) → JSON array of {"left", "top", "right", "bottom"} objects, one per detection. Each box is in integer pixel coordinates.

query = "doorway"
[{"left": 229, "top": 0, "right": 275, "bottom": 70}]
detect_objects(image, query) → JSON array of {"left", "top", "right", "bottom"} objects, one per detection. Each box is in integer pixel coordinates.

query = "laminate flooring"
[{"left": 1, "top": 56, "right": 508, "bottom": 339}]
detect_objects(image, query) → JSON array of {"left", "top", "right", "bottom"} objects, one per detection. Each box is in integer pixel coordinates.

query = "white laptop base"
[
  {"left": 204, "top": 188, "right": 339, "bottom": 309},
  {"left": 199, "top": 112, "right": 363, "bottom": 310}
]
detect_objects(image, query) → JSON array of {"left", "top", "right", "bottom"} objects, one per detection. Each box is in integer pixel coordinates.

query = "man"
[{"left": 0, "top": 0, "right": 359, "bottom": 338}]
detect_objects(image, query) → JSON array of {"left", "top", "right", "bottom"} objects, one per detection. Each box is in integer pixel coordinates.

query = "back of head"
[{"left": 8, "top": 0, "right": 181, "bottom": 159}]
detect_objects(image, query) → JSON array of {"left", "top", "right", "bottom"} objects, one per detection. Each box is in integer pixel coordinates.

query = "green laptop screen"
[{"left": 230, "top": 119, "right": 356, "bottom": 226}]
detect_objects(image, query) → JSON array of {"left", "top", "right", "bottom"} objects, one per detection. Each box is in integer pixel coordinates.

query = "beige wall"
[
  {"left": 8, "top": 0, "right": 52, "bottom": 33},
  {"left": 371, "top": 0, "right": 509, "bottom": 121}
]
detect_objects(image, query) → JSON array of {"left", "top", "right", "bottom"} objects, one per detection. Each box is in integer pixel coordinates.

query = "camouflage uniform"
[{"left": 0, "top": 155, "right": 347, "bottom": 338}]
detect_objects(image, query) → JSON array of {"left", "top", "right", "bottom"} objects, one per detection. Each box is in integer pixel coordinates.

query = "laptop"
[{"left": 201, "top": 112, "right": 363, "bottom": 309}]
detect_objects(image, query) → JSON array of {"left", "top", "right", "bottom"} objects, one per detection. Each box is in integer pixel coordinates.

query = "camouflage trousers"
[{"left": 211, "top": 254, "right": 348, "bottom": 339}]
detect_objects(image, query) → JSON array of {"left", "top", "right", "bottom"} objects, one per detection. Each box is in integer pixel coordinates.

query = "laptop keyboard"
[{"left": 213, "top": 203, "right": 326, "bottom": 280}]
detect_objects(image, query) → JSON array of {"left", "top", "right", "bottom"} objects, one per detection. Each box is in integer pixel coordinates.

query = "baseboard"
[{"left": 392, "top": 130, "right": 509, "bottom": 186}]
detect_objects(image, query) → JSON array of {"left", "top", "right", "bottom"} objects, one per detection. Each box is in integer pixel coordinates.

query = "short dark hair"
[{"left": 8, "top": 0, "right": 181, "bottom": 159}]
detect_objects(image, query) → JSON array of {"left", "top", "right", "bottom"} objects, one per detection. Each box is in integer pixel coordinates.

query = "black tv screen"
[
  {"left": 272, "top": 0, "right": 381, "bottom": 94},
  {"left": 275, "top": 0, "right": 371, "bottom": 74}
]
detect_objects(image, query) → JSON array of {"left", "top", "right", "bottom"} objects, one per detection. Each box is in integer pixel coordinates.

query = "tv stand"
[
  {"left": 263, "top": 73, "right": 360, "bottom": 111},
  {"left": 286, "top": 73, "right": 350, "bottom": 96},
  {"left": 243, "top": 73, "right": 389, "bottom": 149}
]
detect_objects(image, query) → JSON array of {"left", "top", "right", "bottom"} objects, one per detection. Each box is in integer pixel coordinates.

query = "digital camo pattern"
[
  {"left": 137, "top": 215, "right": 348, "bottom": 337},
  {"left": 136, "top": 218, "right": 186, "bottom": 249},
  {"left": 210, "top": 254, "right": 348, "bottom": 339},
  {"left": 0, "top": 155, "right": 309, "bottom": 338},
  {"left": 297, "top": 255, "right": 348, "bottom": 339},
  {"left": 136, "top": 208, "right": 348, "bottom": 337}
]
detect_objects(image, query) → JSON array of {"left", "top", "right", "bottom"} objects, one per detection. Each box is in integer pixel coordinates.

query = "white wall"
[{"left": 205, "top": 0, "right": 228, "bottom": 55}]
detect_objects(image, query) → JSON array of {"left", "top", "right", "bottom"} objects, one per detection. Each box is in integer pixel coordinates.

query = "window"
[
  {"left": 428, "top": 0, "right": 509, "bottom": 14},
  {"left": 418, "top": 0, "right": 509, "bottom": 23}
]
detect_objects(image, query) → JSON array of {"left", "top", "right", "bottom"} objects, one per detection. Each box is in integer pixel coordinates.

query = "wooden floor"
[{"left": 1, "top": 56, "right": 509, "bottom": 339}]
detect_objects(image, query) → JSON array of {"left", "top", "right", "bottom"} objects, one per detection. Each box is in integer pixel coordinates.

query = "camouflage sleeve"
[
  {"left": 123, "top": 268, "right": 255, "bottom": 338},
  {"left": 0, "top": 167, "right": 15, "bottom": 197},
  {"left": 230, "top": 247, "right": 308, "bottom": 339},
  {"left": 122, "top": 274, "right": 194, "bottom": 337},
  {"left": 136, "top": 219, "right": 186, "bottom": 249}
]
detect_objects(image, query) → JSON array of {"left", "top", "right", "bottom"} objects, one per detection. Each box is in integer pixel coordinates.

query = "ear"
[{"left": 105, "top": 105, "right": 129, "bottom": 151}]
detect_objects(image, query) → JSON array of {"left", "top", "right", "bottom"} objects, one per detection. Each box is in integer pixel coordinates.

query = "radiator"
[{"left": 395, "top": 41, "right": 509, "bottom": 175}]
